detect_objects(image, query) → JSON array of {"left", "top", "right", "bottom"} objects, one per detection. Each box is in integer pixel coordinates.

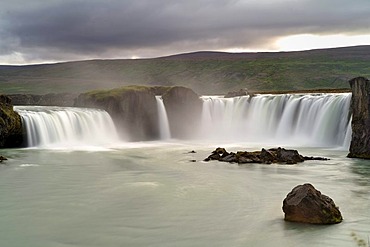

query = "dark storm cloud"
[{"left": 1, "top": 0, "right": 370, "bottom": 63}]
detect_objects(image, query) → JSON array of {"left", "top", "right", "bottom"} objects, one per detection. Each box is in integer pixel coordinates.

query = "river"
[
  {"left": 1, "top": 94, "right": 368, "bottom": 246},
  {"left": 0, "top": 141, "right": 369, "bottom": 247}
]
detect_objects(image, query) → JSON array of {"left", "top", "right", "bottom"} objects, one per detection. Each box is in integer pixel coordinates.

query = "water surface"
[{"left": 0, "top": 142, "right": 369, "bottom": 247}]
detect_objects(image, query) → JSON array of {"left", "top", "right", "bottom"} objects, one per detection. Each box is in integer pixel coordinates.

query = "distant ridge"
[
  {"left": 0, "top": 45, "right": 369, "bottom": 94},
  {"left": 161, "top": 45, "right": 370, "bottom": 60}
]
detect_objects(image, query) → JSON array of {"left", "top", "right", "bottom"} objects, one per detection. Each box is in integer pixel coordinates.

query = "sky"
[{"left": 1, "top": 0, "right": 370, "bottom": 65}]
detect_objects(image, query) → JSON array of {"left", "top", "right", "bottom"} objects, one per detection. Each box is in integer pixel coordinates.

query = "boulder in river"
[{"left": 282, "top": 183, "right": 342, "bottom": 224}]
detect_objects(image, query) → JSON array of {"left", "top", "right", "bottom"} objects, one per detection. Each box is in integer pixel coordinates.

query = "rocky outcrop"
[
  {"left": 74, "top": 86, "right": 159, "bottom": 141},
  {"left": 204, "top": 147, "right": 329, "bottom": 164},
  {"left": 0, "top": 95, "right": 23, "bottom": 147},
  {"left": 348, "top": 76, "right": 370, "bottom": 159},
  {"left": 282, "top": 183, "right": 342, "bottom": 224},
  {"left": 162, "top": 86, "right": 202, "bottom": 139},
  {"left": 8, "top": 93, "right": 77, "bottom": 107},
  {"left": 224, "top": 88, "right": 255, "bottom": 98}
]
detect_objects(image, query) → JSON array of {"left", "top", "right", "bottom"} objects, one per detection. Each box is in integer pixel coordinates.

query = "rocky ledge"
[
  {"left": 204, "top": 147, "right": 329, "bottom": 165},
  {"left": 283, "top": 183, "right": 342, "bottom": 224},
  {"left": 0, "top": 95, "right": 23, "bottom": 148}
]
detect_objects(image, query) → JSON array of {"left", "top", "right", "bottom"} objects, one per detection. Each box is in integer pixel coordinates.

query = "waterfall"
[
  {"left": 155, "top": 96, "right": 171, "bottom": 140},
  {"left": 15, "top": 106, "right": 120, "bottom": 148},
  {"left": 200, "top": 93, "right": 352, "bottom": 148}
]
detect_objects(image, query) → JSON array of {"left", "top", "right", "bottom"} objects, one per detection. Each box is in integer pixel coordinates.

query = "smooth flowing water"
[
  {"left": 0, "top": 143, "right": 369, "bottom": 247},
  {"left": 1, "top": 94, "right": 368, "bottom": 246}
]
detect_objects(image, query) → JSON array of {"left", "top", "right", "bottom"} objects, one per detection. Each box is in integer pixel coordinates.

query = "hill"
[{"left": 0, "top": 45, "right": 369, "bottom": 94}]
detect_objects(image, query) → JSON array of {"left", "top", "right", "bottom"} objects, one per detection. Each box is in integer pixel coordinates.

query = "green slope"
[{"left": 0, "top": 45, "right": 369, "bottom": 94}]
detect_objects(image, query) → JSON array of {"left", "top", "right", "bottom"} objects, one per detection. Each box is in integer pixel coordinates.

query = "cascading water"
[
  {"left": 15, "top": 106, "right": 120, "bottom": 148},
  {"left": 155, "top": 96, "right": 171, "bottom": 139},
  {"left": 201, "top": 93, "right": 352, "bottom": 148}
]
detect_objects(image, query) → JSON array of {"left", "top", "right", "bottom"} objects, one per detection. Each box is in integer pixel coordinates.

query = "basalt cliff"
[
  {"left": 0, "top": 95, "right": 23, "bottom": 147},
  {"left": 74, "top": 85, "right": 202, "bottom": 141},
  {"left": 348, "top": 76, "right": 370, "bottom": 159}
]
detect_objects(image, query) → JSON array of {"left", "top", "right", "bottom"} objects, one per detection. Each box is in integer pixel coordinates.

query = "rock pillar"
[
  {"left": 162, "top": 86, "right": 202, "bottom": 139},
  {"left": 348, "top": 76, "right": 370, "bottom": 159}
]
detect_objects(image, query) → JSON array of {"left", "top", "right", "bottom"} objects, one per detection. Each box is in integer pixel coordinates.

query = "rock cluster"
[
  {"left": 282, "top": 183, "right": 342, "bottom": 224},
  {"left": 204, "top": 147, "right": 328, "bottom": 164}
]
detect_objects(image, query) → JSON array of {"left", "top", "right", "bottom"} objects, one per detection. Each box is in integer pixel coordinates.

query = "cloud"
[{"left": 1, "top": 0, "right": 370, "bottom": 63}]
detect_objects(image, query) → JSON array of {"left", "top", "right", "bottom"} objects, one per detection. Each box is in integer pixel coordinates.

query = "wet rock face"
[
  {"left": 282, "top": 183, "right": 342, "bottom": 224},
  {"left": 0, "top": 95, "right": 23, "bottom": 148},
  {"left": 74, "top": 86, "right": 159, "bottom": 141},
  {"left": 348, "top": 76, "right": 370, "bottom": 159},
  {"left": 162, "top": 86, "right": 202, "bottom": 139}
]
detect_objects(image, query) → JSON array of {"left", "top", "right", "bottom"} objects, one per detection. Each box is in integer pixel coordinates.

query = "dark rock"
[
  {"left": 260, "top": 148, "right": 276, "bottom": 164},
  {"left": 237, "top": 151, "right": 263, "bottom": 163},
  {"left": 282, "top": 183, "right": 342, "bottom": 224},
  {"left": 220, "top": 153, "right": 238, "bottom": 163},
  {"left": 303, "top": 156, "right": 330, "bottom": 161},
  {"left": 188, "top": 150, "right": 196, "bottom": 153},
  {"left": 215, "top": 147, "right": 229, "bottom": 156},
  {"left": 276, "top": 147, "right": 304, "bottom": 164},
  {"left": 162, "top": 86, "right": 202, "bottom": 139},
  {"left": 204, "top": 147, "right": 230, "bottom": 161},
  {"left": 204, "top": 147, "right": 329, "bottom": 165},
  {"left": 0, "top": 155, "right": 7, "bottom": 162},
  {"left": 348, "top": 76, "right": 370, "bottom": 159},
  {"left": 74, "top": 86, "right": 159, "bottom": 141},
  {"left": 0, "top": 95, "right": 23, "bottom": 148}
]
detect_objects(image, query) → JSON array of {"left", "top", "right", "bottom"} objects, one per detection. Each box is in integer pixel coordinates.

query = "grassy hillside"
[{"left": 0, "top": 45, "right": 369, "bottom": 95}]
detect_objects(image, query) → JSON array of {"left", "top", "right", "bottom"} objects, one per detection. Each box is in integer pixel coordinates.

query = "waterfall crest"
[
  {"left": 15, "top": 106, "right": 120, "bottom": 148},
  {"left": 201, "top": 93, "right": 352, "bottom": 148}
]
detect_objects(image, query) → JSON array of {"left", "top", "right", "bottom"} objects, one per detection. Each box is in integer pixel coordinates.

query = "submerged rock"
[
  {"left": 0, "top": 156, "right": 7, "bottom": 162},
  {"left": 348, "top": 76, "right": 370, "bottom": 159},
  {"left": 204, "top": 147, "right": 328, "bottom": 165},
  {"left": 282, "top": 183, "right": 343, "bottom": 224}
]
